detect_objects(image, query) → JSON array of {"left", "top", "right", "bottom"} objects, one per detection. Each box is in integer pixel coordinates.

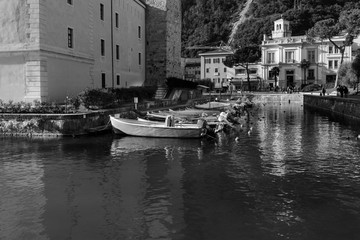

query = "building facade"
[
  {"left": 199, "top": 49, "right": 232, "bottom": 90},
  {"left": 0, "top": 0, "right": 182, "bottom": 103},
  {"left": 181, "top": 58, "right": 201, "bottom": 81},
  {"left": 261, "top": 18, "right": 353, "bottom": 89},
  {"left": 226, "top": 64, "right": 263, "bottom": 91},
  {"left": 0, "top": 0, "right": 146, "bottom": 102}
]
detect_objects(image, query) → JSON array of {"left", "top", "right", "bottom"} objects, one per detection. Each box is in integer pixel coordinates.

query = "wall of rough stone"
[
  {"left": 304, "top": 95, "right": 360, "bottom": 122},
  {"left": 145, "top": 0, "right": 182, "bottom": 86},
  {"left": 165, "top": 0, "right": 182, "bottom": 80}
]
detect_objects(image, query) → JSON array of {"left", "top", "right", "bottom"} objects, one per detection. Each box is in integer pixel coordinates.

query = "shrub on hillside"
[
  {"left": 0, "top": 100, "right": 69, "bottom": 114},
  {"left": 110, "top": 86, "right": 157, "bottom": 102},
  {"left": 78, "top": 89, "right": 115, "bottom": 109},
  {"left": 166, "top": 77, "right": 198, "bottom": 89},
  {"left": 79, "top": 87, "right": 157, "bottom": 110}
]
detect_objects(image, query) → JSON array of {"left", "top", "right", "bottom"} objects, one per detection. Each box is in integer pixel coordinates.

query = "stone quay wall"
[
  {"left": 250, "top": 93, "right": 303, "bottom": 103},
  {"left": 304, "top": 95, "right": 360, "bottom": 122},
  {"left": 0, "top": 98, "right": 192, "bottom": 137},
  {"left": 205, "top": 93, "right": 304, "bottom": 103}
]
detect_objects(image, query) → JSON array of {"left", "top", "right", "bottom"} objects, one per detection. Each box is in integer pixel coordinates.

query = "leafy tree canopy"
[{"left": 182, "top": 0, "right": 360, "bottom": 57}]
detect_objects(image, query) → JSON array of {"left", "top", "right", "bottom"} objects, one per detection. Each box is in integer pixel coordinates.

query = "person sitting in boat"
[{"left": 165, "top": 115, "right": 175, "bottom": 127}]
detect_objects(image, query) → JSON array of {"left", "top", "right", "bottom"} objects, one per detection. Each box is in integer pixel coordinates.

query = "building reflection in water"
[
  {"left": 0, "top": 140, "right": 47, "bottom": 240},
  {"left": 257, "top": 103, "right": 303, "bottom": 177}
]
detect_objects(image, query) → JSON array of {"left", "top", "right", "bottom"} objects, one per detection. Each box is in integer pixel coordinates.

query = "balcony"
[{"left": 285, "top": 59, "right": 296, "bottom": 64}]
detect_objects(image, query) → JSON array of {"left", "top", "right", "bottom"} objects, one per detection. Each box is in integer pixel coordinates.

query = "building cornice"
[{"left": 134, "top": 0, "right": 146, "bottom": 9}]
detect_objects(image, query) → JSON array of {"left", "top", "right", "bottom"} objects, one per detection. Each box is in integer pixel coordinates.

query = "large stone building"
[
  {"left": 261, "top": 18, "right": 357, "bottom": 89},
  {"left": 0, "top": 0, "right": 181, "bottom": 103}
]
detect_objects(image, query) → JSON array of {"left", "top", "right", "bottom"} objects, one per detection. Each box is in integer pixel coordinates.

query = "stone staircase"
[{"left": 154, "top": 86, "right": 168, "bottom": 99}]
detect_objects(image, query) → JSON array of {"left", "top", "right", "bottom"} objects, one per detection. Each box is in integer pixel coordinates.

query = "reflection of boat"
[{"left": 110, "top": 115, "right": 205, "bottom": 138}]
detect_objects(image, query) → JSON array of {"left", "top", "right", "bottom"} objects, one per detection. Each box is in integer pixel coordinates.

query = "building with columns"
[
  {"left": 261, "top": 18, "right": 355, "bottom": 89},
  {"left": 0, "top": 0, "right": 181, "bottom": 103}
]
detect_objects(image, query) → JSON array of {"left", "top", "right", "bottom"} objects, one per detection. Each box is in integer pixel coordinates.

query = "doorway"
[{"left": 286, "top": 70, "right": 295, "bottom": 87}]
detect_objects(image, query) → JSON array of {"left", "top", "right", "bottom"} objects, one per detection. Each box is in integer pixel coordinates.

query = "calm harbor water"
[{"left": 1, "top": 103, "right": 360, "bottom": 240}]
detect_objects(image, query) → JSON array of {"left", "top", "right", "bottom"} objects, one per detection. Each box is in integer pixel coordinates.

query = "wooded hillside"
[{"left": 182, "top": 0, "right": 360, "bottom": 57}]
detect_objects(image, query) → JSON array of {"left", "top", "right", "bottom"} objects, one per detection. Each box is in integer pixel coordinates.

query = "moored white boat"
[
  {"left": 194, "top": 101, "right": 231, "bottom": 110},
  {"left": 110, "top": 115, "right": 205, "bottom": 138}
]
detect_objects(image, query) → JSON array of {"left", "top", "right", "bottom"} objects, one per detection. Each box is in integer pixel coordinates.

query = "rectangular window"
[
  {"left": 138, "top": 53, "right": 141, "bottom": 65},
  {"left": 250, "top": 69, "right": 257, "bottom": 74},
  {"left": 67, "top": 0, "right": 73, "bottom": 5},
  {"left": 269, "top": 70, "right": 275, "bottom": 79},
  {"left": 308, "top": 69, "right": 315, "bottom": 79},
  {"left": 101, "top": 73, "right": 106, "bottom": 88},
  {"left": 205, "top": 59, "right": 211, "bottom": 64},
  {"left": 267, "top": 52, "right": 275, "bottom": 64},
  {"left": 329, "top": 46, "right": 333, "bottom": 54},
  {"left": 100, "top": 3, "right": 104, "bottom": 21},
  {"left": 224, "top": 68, "right": 227, "bottom": 72},
  {"left": 285, "top": 51, "right": 294, "bottom": 63},
  {"left": 334, "top": 47, "right": 339, "bottom": 54},
  {"left": 68, "top": 27, "right": 73, "bottom": 48},
  {"left": 101, "top": 39, "right": 105, "bottom": 56},
  {"left": 115, "top": 13, "right": 119, "bottom": 28},
  {"left": 334, "top": 60, "right": 338, "bottom": 69},
  {"left": 116, "top": 45, "right": 119, "bottom": 60},
  {"left": 328, "top": 60, "right": 333, "bottom": 69},
  {"left": 308, "top": 50, "right": 315, "bottom": 63},
  {"left": 215, "top": 68, "right": 218, "bottom": 73},
  {"left": 116, "top": 75, "right": 120, "bottom": 85},
  {"left": 235, "top": 69, "right": 245, "bottom": 74},
  {"left": 206, "top": 68, "right": 210, "bottom": 73},
  {"left": 138, "top": 26, "right": 141, "bottom": 39}
]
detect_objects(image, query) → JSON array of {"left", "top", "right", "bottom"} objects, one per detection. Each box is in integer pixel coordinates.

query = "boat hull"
[{"left": 110, "top": 116, "right": 203, "bottom": 138}]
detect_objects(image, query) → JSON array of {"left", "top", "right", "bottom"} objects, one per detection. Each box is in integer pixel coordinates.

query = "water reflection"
[
  {"left": 0, "top": 152, "right": 46, "bottom": 240},
  {"left": 1, "top": 103, "right": 360, "bottom": 239}
]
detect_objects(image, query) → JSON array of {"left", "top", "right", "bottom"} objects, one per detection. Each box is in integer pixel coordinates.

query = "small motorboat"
[{"left": 110, "top": 115, "right": 206, "bottom": 138}]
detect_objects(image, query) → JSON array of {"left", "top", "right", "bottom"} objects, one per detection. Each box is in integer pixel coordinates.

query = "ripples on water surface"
[{"left": 1, "top": 103, "right": 360, "bottom": 240}]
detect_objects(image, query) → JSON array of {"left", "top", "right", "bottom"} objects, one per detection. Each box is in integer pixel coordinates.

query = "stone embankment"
[
  {"left": 304, "top": 95, "right": 360, "bottom": 122},
  {"left": 0, "top": 93, "right": 305, "bottom": 137},
  {"left": 0, "top": 99, "right": 207, "bottom": 137}
]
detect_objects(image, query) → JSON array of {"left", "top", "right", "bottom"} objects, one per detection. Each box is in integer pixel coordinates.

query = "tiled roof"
[{"left": 198, "top": 49, "right": 233, "bottom": 56}]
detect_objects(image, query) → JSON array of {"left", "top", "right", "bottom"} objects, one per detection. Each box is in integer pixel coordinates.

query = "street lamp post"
[{"left": 229, "top": 78, "right": 233, "bottom": 99}]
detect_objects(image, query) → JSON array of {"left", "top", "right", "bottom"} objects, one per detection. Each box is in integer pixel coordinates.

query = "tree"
[
  {"left": 300, "top": 59, "right": 311, "bottom": 86},
  {"left": 223, "top": 46, "right": 261, "bottom": 91},
  {"left": 338, "top": 62, "right": 356, "bottom": 87},
  {"left": 352, "top": 54, "right": 360, "bottom": 92},
  {"left": 270, "top": 67, "right": 280, "bottom": 88},
  {"left": 307, "top": 9, "right": 360, "bottom": 87}
]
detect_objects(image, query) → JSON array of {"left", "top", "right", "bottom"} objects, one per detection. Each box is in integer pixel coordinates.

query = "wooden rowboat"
[
  {"left": 194, "top": 101, "right": 231, "bottom": 110},
  {"left": 110, "top": 115, "right": 205, "bottom": 138}
]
